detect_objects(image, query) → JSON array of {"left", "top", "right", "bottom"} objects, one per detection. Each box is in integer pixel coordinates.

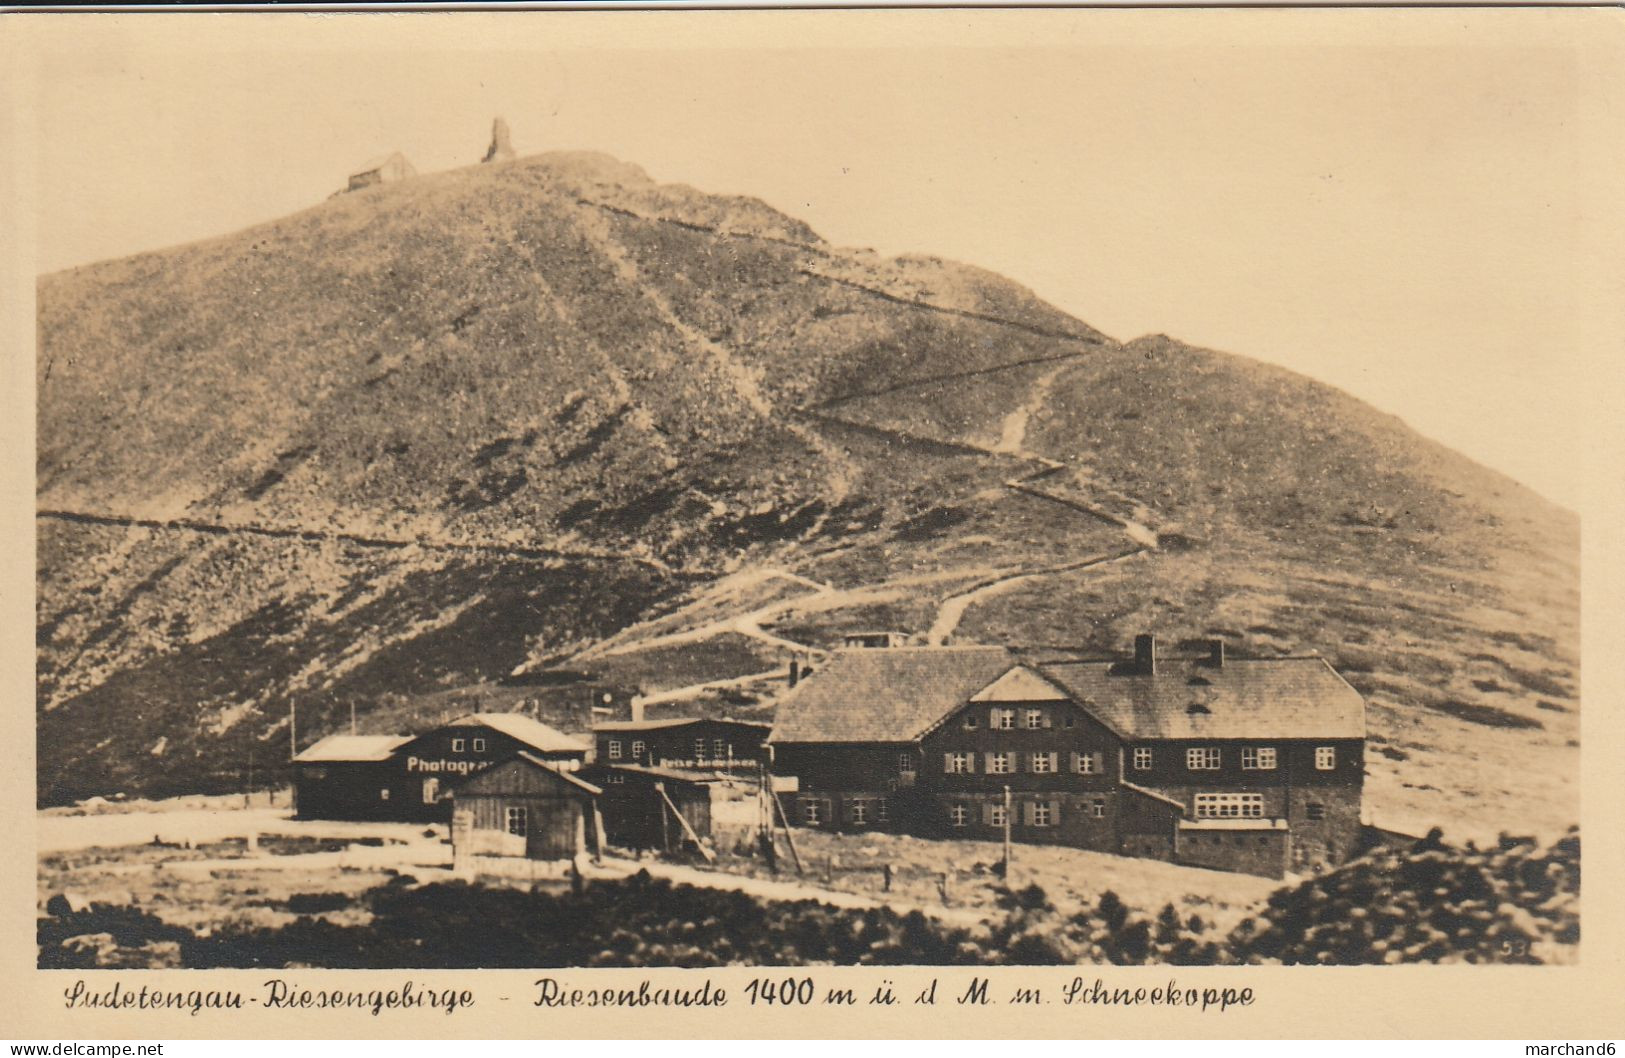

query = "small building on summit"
[
  {"left": 767, "top": 635, "right": 1367, "bottom": 878},
  {"left": 590, "top": 716, "right": 770, "bottom": 772},
  {"left": 292, "top": 712, "right": 589, "bottom": 823},
  {"left": 344, "top": 151, "right": 416, "bottom": 193}
]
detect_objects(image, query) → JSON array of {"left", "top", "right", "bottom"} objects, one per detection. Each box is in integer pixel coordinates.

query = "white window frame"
[
  {"left": 876, "top": 799, "right": 888, "bottom": 823},
  {"left": 472, "top": 738, "right": 486, "bottom": 753},
  {"left": 850, "top": 800, "right": 868, "bottom": 825},
  {"left": 1187, "top": 746, "right": 1221, "bottom": 770},
  {"left": 1075, "top": 751, "right": 1102, "bottom": 775},
  {"left": 899, "top": 753, "right": 916, "bottom": 775},
  {"left": 988, "top": 803, "right": 1008, "bottom": 827},
  {"left": 631, "top": 739, "right": 645, "bottom": 760},
  {"left": 987, "top": 751, "right": 1014, "bottom": 775},
  {"left": 1031, "top": 751, "right": 1055, "bottom": 774},
  {"left": 607, "top": 740, "right": 623, "bottom": 760},
  {"left": 451, "top": 738, "right": 466, "bottom": 753},
  {"left": 1133, "top": 747, "right": 1153, "bottom": 770},
  {"left": 1025, "top": 708, "right": 1045, "bottom": 730},
  {"left": 714, "top": 738, "right": 727, "bottom": 758},
  {"left": 505, "top": 806, "right": 528, "bottom": 836},
  {"left": 1031, "top": 802, "right": 1053, "bottom": 827},
  {"left": 1194, "top": 792, "right": 1265, "bottom": 819},
  {"left": 946, "top": 752, "right": 972, "bottom": 775},
  {"left": 1315, "top": 746, "right": 1337, "bottom": 770},
  {"left": 606, "top": 772, "right": 625, "bottom": 784},
  {"left": 994, "top": 708, "right": 1016, "bottom": 731},
  {"left": 949, "top": 804, "right": 969, "bottom": 827},
  {"left": 1241, "top": 746, "right": 1277, "bottom": 770},
  {"left": 695, "top": 738, "right": 707, "bottom": 759},
  {"left": 379, "top": 788, "right": 390, "bottom": 801},
  {"left": 1090, "top": 799, "right": 1106, "bottom": 819},
  {"left": 802, "top": 798, "right": 824, "bottom": 825}
]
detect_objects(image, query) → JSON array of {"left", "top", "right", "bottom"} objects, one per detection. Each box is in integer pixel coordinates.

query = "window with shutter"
[{"left": 1050, "top": 799, "right": 1062, "bottom": 825}]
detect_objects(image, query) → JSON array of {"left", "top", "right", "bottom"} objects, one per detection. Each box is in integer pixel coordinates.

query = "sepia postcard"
[{"left": 3, "top": 4, "right": 1623, "bottom": 1040}]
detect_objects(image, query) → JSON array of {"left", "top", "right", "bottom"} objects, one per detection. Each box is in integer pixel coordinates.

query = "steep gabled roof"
[
  {"left": 768, "top": 646, "right": 1015, "bottom": 744},
  {"left": 293, "top": 734, "right": 411, "bottom": 763},
  {"left": 446, "top": 713, "right": 590, "bottom": 754},
  {"left": 1036, "top": 656, "right": 1365, "bottom": 741},
  {"left": 458, "top": 750, "right": 602, "bottom": 797}
]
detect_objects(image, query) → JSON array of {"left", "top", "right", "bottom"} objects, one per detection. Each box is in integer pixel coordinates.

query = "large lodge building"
[{"left": 768, "top": 635, "right": 1367, "bottom": 878}]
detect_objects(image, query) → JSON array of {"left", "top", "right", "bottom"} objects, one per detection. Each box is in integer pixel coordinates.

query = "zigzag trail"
[
  {"left": 572, "top": 202, "right": 859, "bottom": 511},
  {"left": 591, "top": 367, "right": 1169, "bottom": 688}
]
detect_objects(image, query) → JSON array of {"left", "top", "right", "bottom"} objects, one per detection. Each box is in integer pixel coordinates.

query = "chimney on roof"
[
  {"left": 788, "top": 658, "right": 800, "bottom": 688},
  {"left": 1206, "top": 639, "right": 1225, "bottom": 668},
  {"left": 630, "top": 696, "right": 645, "bottom": 724},
  {"left": 1134, "top": 633, "right": 1157, "bottom": 675}
]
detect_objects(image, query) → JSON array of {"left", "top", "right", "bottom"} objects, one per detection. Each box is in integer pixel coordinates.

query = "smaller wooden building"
[
  {"left": 580, "top": 764, "right": 715, "bottom": 854},
  {"left": 292, "top": 735, "right": 412, "bottom": 821},
  {"left": 450, "top": 752, "right": 603, "bottom": 866},
  {"left": 591, "top": 717, "right": 770, "bottom": 772}
]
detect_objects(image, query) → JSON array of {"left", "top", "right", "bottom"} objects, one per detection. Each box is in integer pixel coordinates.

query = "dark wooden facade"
[
  {"left": 579, "top": 764, "right": 714, "bottom": 853},
  {"left": 294, "top": 759, "right": 401, "bottom": 821}
]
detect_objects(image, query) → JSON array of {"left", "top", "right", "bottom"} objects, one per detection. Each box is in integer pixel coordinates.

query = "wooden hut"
[{"left": 450, "top": 752, "right": 603, "bottom": 867}]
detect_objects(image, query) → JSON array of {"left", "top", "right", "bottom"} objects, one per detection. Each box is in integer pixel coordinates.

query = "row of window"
[
  {"left": 448, "top": 738, "right": 487, "bottom": 753},
  {"left": 936, "top": 746, "right": 1338, "bottom": 775},
  {"left": 972, "top": 708, "right": 1074, "bottom": 731},
  {"left": 801, "top": 798, "right": 890, "bottom": 826},
  {"left": 946, "top": 799, "right": 1106, "bottom": 828},
  {"left": 605, "top": 738, "right": 738, "bottom": 761},
  {"left": 1181, "top": 746, "right": 1336, "bottom": 771},
  {"left": 943, "top": 750, "right": 1105, "bottom": 775},
  {"left": 1189, "top": 793, "right": 1327, "bottom": 820}
]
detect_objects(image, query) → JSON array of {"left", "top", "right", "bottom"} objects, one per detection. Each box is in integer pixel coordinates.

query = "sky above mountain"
[{"left": 17, "top": 10, "right": 1610, "bottom": 509}]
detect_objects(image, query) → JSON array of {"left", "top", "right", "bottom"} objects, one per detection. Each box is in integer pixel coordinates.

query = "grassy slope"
[{"left": 37, "top": 153, "right": 1577, "bottom": 841}]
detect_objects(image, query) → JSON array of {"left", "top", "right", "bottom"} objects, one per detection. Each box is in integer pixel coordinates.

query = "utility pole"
[
  {"left": 289, "top": 699, "right": 297, "bottom": 762},
  {"left": 1002, "top": 784, "right": 1013, "bottom": 880}
]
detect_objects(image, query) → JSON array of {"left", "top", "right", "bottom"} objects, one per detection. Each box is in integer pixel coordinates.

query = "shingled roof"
[
  {"left": 768, "top": 646, "right": 1015, "bottom": 744},
  {"left": 1036, "top": 656, "right": 1365, "bottom": 740}
]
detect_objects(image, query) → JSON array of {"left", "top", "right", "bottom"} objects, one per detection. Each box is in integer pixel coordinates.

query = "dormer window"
[
  {"left": 1315, "top": 746, "right": 1337, "bottom": 770},
  {"left": 1024, "top": 708, "right": 1046, "bottom": 729}
]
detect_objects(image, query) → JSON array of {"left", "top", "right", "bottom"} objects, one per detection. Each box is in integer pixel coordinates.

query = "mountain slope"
[{"left": 36, "top": 152, "right": 1577, "bottom": 840}]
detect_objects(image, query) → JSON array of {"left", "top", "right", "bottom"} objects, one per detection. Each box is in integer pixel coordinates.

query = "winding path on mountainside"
[{"left": 584, "top": 365, "right": 1171, "bottom": 699}]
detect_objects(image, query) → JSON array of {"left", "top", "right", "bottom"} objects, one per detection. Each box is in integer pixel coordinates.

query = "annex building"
[
  {"left": 293, "top": 712, "right": 590, "bottom": 823},
  {"left": 767, "top": 635, "right": 1367, "bottom": 878}
]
